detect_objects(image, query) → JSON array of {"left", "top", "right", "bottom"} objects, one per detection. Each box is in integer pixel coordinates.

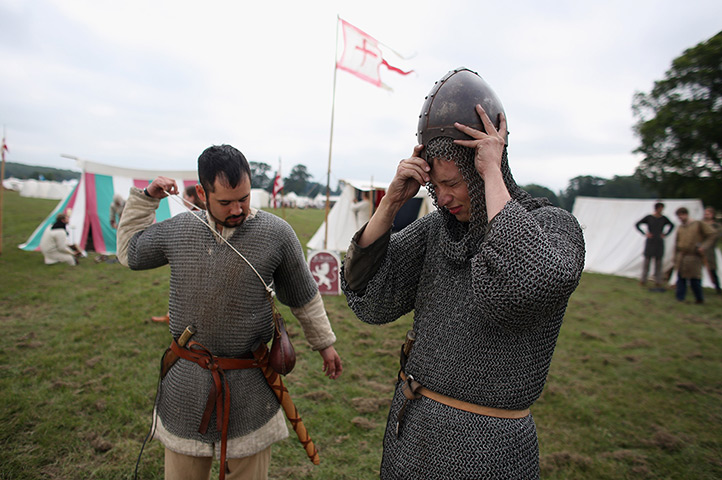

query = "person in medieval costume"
[
  {"left": 109, "top": 194, "right": 126, "bottom": 229},
  {"left": 341, "top": 68, "right": 585, "bottom": 479},
  {"left": 39, "top": 213, "right": 80, "bottom": 266},
  {"left": 673, "top": 206, "right": 716, "bottom": 303},
  {"left": 117, "top": 144, "right": 342, "bottom": 480},
  {"left": 351, "top": 190, "right": 373, "bottom": 229},
  {"left": 635, "top": 202, "right": 674, "bottom": 291}
]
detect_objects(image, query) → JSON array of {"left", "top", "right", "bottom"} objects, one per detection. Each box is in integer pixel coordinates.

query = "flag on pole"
[
  {"left": 336, "top": 18, "right": 413, "bottom": 89},
  {"left": 1, "top": 136, "right": 7, "bottom": 153},
  {"left": 272, "top": 171, "right": 284, "bottom": 208}
]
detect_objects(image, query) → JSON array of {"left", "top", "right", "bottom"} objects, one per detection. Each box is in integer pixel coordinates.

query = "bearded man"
[
  {"left": 342, "top": 68, "right": 585, "bottom": 479},
  {"left": 117, "top": 144, "right": 342, "bottom": 480},
  {"left": 673, "top": 206, "right": 716, "bottom": 303}
]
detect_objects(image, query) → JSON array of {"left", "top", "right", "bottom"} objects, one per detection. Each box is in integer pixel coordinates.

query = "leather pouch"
[{"left": 269, "top": 306, "right": 296, "bottom": 375}]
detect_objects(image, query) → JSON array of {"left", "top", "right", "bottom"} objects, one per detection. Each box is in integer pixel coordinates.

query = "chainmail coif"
[{"left": 341, "top": 140, "right": 585, "bottom": 479}]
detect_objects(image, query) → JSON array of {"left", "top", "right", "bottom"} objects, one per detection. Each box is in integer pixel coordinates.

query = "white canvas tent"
[
  {"left": 20, "top": 160, "right": 198, "bottom": 255},
  {"left": 13, "top": 178, "right": 77, "bottom": 200},
  {"left": 307, "top": 179, "right": 435, "bottom": 253},
  {"left": 572, "top": 196, "right": 721, "bottom": 288},
  {"left": 250, "top": 188, "right": 271, "bottom": 209}
]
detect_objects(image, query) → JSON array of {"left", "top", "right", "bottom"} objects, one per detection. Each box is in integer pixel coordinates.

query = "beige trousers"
[{"left": 164, "top": 446, "right": 271, "bottom": 480}]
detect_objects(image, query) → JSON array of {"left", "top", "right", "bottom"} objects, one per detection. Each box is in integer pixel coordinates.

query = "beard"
[{"left": 207, "top": 207, "right": 246, "bottom": 229}]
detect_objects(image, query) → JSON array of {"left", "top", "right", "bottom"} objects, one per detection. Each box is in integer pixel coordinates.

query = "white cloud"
[{"left": 0, "top": 0, "right": 720, "bottom": 193}]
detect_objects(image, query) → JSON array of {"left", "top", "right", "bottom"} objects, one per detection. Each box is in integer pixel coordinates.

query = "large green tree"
[
  {"left": 632, "top": 31, "right": 722, "bottom": 209},
  {"left": 559, "top": 175, "right": 606, "bottom": 210},
  {"left": 249, "top": 161, "right": 271, "bottom": 190},
  {"left": 283, "top": 164, "right": 313, "bottom": 195},
  {"left": 522, "top": 184, "right": 560, "bottom": 207}
]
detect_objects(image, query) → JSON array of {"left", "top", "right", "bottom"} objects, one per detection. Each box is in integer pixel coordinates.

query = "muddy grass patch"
[
  {"left": 351, "top": 397, "right": 390, "bottom": 413},
  {"left": 540, "top": 451, "right": 593, "bottom": 474}
]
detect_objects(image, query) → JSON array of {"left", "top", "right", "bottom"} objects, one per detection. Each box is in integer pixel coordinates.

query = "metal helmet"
[{"left": 416, "top": 67, "right": 507, "bottom": 153}]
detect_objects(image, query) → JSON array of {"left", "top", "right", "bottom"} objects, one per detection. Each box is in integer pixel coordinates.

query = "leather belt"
[
  {"left": 397, "top": 371, "right": 530, "bottom": 436},
  {"left": 169, "top": 339, "right": 261, "bottom": 480}
]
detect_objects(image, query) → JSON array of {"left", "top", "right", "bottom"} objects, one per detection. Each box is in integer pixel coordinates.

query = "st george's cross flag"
[{"left": 336, "top": 18, "right": 413, "bottom": 89}]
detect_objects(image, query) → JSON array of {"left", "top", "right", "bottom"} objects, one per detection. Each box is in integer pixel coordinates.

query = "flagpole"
[
  {"left": 0, "top": 126, "right": 6, "bottom": 255},
  {"left": 323, "top": 16, "right": 341, "bottom": 250}
]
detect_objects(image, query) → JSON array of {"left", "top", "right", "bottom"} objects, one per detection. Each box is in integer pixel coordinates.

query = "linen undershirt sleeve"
[{"left": 342, "top": 225, "right": 391, "bottom": 293}]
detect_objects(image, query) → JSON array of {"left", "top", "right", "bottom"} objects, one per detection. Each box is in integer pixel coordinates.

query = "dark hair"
[
  {"left": 184, "top": 184, "right": 203, "bottom": 209},
  {"left": 654, "top": 202, "right": 664, "bottom": 210},
  {"left": 197, "top": 144, "right": 251, "bottom": 193},
  {"left": 676, "top": 207, "right": 688, "bottom": 215}
]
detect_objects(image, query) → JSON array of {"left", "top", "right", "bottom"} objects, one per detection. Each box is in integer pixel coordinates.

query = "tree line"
[{"left": 523, "top": 174, "right": 657, "bottom": 211}]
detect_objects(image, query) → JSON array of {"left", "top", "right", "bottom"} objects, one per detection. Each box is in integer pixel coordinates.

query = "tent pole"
[{"left": 324, "top": 15, "right": 340, "bottom": 250}]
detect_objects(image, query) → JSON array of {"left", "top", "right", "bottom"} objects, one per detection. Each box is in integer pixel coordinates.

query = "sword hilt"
[
  {"left": 402, "top": 330, "right": 416, "bottom": 357},
  {"left": 178, "top": 326, "right": 196, "bottom": 347}
]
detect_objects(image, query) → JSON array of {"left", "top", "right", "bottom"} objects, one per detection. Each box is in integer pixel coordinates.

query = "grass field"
[{"left": 0, "top": 190, "right": 720, "bottom": 479}]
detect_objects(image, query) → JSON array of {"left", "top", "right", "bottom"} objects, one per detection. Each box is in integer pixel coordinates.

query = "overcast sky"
[{"left": 1, "top": 0, "right": 720, "bottom": 193}]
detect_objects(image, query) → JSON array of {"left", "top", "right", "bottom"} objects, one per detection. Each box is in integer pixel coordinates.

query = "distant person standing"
[
  {"left": 350, "top": 190, "right": 372, "bottom": 229},
  {"left": 39, "top": 213, "right": 80, "bottom": 266},
  {"left": 702, "top": 206, "right": 722, "bottom": 294},
  {"left": 673, "top": 207, "right": 716, "bottom": 303},
  {"left": 109, "top": 194, "right": 126, "bottom": 229},
  {"left": 635, "top": 202, "right": 674, "bottom": 291}
]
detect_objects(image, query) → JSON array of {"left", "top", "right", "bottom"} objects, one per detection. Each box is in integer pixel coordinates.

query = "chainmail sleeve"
[
  {"left": 126, "top": 224, "right": 172, "bottom": 271},
  {"left": 472, "top": 200, "right": 585, "bottom": 332},
  {"left": 341, "top": 213, "right": 434, "bottom": 325},
  {"left": 271, "top": 217, "right": 320, "bottom": 308},
  {"left": 116, "top": 186, "right": 161, "bottom": 268}
]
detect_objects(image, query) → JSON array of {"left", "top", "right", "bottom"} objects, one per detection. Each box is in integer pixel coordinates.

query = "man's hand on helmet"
[
  {"left": 386, "top": 144, "right": 429, "bottom": 208},
  {"left": 453, "top": 105, "right": 508, "bottom": 180}
]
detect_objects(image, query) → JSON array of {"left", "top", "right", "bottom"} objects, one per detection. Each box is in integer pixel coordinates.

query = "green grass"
[{"left": 1, "top": 190, "right": 720, "bottom": 479}]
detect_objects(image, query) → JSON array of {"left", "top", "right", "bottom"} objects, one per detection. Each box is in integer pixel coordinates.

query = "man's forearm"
[
  {"left": 356, "top": 196, "right": 402, "bottom": 248},
  {"left": 116, "top": 187, "right": 159, "bottom": 266}
]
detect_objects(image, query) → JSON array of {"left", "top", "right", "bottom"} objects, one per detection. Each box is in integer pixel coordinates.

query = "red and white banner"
[{"left": 336, "top": 19, "right": 413, "bottom": 89}]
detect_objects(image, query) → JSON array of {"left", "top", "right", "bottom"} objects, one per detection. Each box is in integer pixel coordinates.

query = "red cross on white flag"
[{"left": 336, "top": 19, "right": 413, "bottom": 89}]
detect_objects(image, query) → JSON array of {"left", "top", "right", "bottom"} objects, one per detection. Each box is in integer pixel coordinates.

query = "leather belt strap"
[
  {"left": 399, "top": 371, "right": 530, "bottom": 419},
  {"left": 169, "top": 339, "right": 261, "bottom": 480}
]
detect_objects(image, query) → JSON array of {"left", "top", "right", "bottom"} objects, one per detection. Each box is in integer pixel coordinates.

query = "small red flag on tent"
[{"left": 336, "top": 18, "right": 413, "bottom": 89}]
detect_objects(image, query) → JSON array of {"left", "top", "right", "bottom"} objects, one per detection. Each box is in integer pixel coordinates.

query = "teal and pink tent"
[{"left": 20, "top": 160, "right": 198, "bottom": 255}]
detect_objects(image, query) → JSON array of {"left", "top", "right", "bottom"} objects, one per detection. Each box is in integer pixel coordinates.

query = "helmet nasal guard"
[{"left": 416, "top": 67, "right": 507, "bottom": 157}]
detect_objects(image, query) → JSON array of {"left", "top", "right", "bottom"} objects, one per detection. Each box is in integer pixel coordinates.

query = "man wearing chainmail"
[
  {"left": 117, "top": 144, "right": 342, "bottom": 480},
  {"left": 341, "top": 68, "right": 585, "bottom": 479}
]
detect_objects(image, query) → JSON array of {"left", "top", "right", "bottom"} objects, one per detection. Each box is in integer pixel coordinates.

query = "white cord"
[{"left": 164, "top": 193, "right": 275, "bottom": 297}]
